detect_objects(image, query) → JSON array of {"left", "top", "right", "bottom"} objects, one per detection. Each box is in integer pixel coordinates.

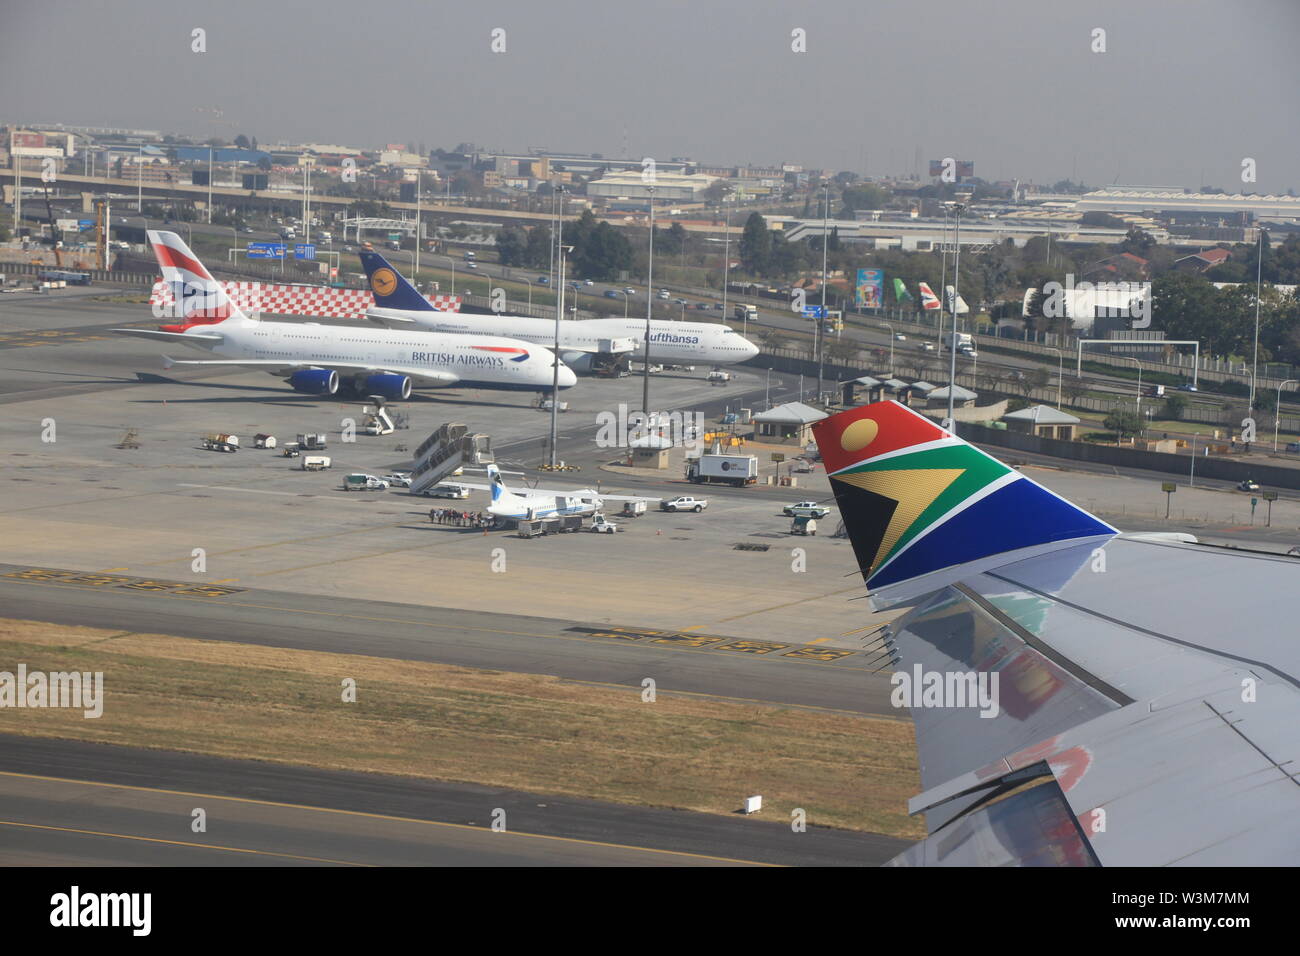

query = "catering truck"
[{"left": 686, "top": 452, "right": 758, "bottom": 487}]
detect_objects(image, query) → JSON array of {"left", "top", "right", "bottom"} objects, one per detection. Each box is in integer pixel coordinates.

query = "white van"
[
  {"left": 301, "top": 456, "right": 331, "bottom": 471},
  {"left": 426, "top": 482, "right": 470, "bottom": 499}
]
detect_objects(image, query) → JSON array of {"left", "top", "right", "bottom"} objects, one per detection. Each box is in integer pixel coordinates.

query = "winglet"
[
  {"left": 359, "top": 249, "right": 435, "bottom": 311},
  {"left": 812, "top": 401, "right": 1117, "bottom": 608}
]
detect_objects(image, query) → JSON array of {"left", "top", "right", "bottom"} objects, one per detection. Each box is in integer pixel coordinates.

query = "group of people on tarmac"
[{"left": 429, "top": 508, "right": 493, "bottom": 528}]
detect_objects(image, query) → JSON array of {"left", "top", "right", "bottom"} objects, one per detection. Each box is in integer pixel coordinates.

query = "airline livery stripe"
[{"left": 154, "top": 243, "right": 213, "bottom": 280}]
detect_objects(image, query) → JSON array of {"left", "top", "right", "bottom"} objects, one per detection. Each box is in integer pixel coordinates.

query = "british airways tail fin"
[
  {"left": 149, "top": 230, "right": 251, "bottom": 326},
  {"left": 917, "top": 281, "right": 942, "bottom": 311},
  {"left": 359, "top": 248, "right": 435, "bottom": 311},
  {"left": 812, "top": 401, "right": 1117, "bottom": 608}
]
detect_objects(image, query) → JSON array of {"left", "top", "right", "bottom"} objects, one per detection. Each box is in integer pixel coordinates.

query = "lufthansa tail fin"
[
  {"left": 148, "top": 231, "right": 252, "bottom": 326},
  {"left": 359, "top": 248, "right": 436, "bottom": 312},
  {"left": 812, "top": 401, "right": 1116, "bottom": 608}
]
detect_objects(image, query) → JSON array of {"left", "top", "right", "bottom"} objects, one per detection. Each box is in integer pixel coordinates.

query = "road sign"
[
  {"left": 56, "top": 218, "right": 79, "bottom": 232},
  {"left": 387, "top": 233, "right": 402, "bottom": 241},
  {"left": 771, "top": 453, "right": 786, "bottom": 462},
  {"left": 1263, "top": 491, "right": 1279, "bottom": 501},
  {"left": 294, "top": 243, "right": 316, "bottom": 260},
  {"left": 78, "top": 219, "right": 93, "bottom": 229},
  {"left": 802, "top": 306, "right": 827, "bottom": 319},
  {"left": 1161, "top": 482, "right": 1176, "bottom": 493},
  {"left": 248, "top": 242, "right": 285, "bottom": 260}
]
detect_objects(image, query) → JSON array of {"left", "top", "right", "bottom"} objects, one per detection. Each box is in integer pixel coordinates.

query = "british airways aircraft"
[{"left": 111, "top": 232, "right": 575, "bottom": 398}]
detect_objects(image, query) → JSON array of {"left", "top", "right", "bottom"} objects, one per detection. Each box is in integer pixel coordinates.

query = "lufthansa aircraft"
[{"left": 358, "top": 249, "right": 760, "bottom": 373}]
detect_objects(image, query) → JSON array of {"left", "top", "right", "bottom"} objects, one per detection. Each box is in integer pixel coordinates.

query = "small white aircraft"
[{"left": 486, "top": 465, "right": 604, "bottom": 521}]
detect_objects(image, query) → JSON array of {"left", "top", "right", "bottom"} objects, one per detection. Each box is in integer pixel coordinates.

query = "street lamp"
[
  {"left": 440, "top": 255, "right": 457, "bottom": 296},
  {"left": 521, "top": 277, "right": 533, "bottom": 312},
  {"left": 943, "top": 198, "right": 968, "bottom": 428},
  {"left": 1045, "top": 346, "right": 1064, "bottom": 407},
  {"left": 1274, "top": 379, "right": 1297, "bottom": 451},
  {"left": 1120, "top": 356, "right": 1143, "bottom": 417},
  {"left": 879, "top": 321, "right": 894, "bottom": 373},
  {"left": 720, "top": 187, "right": 733, "bottom": 327},
  {"left": 643, "top": 185, "right": 656, "bottom": 416},
  {"left": 619, "top": 289, "right": 630, "bottom": 318},
  {"left": 817, "top": 181, "right": 830, "bottom": 404}
]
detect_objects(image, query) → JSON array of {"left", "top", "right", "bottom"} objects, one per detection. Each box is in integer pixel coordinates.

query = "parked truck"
[
  {"left": 686, "top": 453, "right": 758, "bottom": 487},
  {"left": 297, "top": 432, "right": 328, "bottom": 450},
  {"left": 201, "top": 433, "right": 239, "bottom": 453},
  {"left": 734, "top": 303, "right": 758, "bottom": 322}
]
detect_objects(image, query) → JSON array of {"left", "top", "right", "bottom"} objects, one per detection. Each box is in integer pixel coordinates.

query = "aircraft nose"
[
  {"left": 745, "top": 337, "right": 761, "bottom": 358},
  {"left": 558, "top": 364, "right": 578, "bottom": 389}
]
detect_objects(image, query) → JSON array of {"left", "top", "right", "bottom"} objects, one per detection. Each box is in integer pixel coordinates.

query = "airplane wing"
[
  {"left": 110, "top": 327, "right": 225, "bottom": 343},
  {"left": 814, "top": 400, "right": 1300, "bottom": 867},
  {"left": 158, "top": 356, "right": 459, "bottom": 388}
]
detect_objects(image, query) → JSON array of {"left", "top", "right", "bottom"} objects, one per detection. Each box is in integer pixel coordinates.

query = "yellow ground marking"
[
  {"left": 0, "top": 771, "right": 774, "bottom": 866},
  {"left": 0, "top": 820, "right": 369, "bottom": 866}
]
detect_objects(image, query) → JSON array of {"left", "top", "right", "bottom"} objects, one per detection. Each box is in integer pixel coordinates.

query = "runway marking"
[
  {"left": 0, "top": 819, "right": 370, "bottom": 866},
  {"left": 0, "top": 571, "right": 888, "bottom": 678},
  {"left": 808, "top": 637, "right": 830, "bottom": 644},
  {"left": 0, "top": 771, "right": 775, "bottom": 866}
]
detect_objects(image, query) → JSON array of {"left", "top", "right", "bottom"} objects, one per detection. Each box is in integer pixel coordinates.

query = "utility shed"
[
  {"left": 1002, "top": 403, "right": 1080, "bottom": 440},
  {"left": 753, "top": 402, "right": 828, "bottom": 445}
]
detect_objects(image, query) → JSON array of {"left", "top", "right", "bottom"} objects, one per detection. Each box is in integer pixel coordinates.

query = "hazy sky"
[{"left": 5, "top": 0, "right": 1298, "bottom": 192}]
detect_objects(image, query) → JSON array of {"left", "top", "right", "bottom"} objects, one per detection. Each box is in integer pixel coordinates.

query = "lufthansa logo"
[{"left": 370, "top": 268, "right": 398, "bottom": 297}]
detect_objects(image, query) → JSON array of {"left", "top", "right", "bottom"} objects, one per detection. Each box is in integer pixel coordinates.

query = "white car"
[
  {"left": 661, "top": 495, "right": 707, "bottom": 513},
  {"left": 920, "top": 342, "right": 936, "bottom": 352},
  {"left": 383, "top": 473, "right": 412, "bottom": 488},
  {"left": 657, "top": 290, "right": 670, "bottom": 300},
  {"left": 893, "top": 333, "right": 907, "bottom": 341},
  {"left": 783, "top": 501, "right": 830, "bottom": 518}
]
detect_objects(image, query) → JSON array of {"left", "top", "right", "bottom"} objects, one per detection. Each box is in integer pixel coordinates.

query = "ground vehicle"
[
  {"left": 958, "top": 346, "right": 978, "bottom": 358},
  {"left": 539, "top": 399, "right": 569, "bottom": 412},
  {"left": 516, "top": 515, "right": 584, "bottom": 538},
  {"left": 297, "top": 433, "right": 328, "bottom": 450},
  {"left": 538, "top": 276, "right": 550, "bottom": 285},
  {"left": 720, "top": 412, "right": 739, "bottom": 425},
  {"left": 319, "top": 231, "right": 333, "bottom": 243},
  {"left": 920, "top": 342, "right": 936, "bottom": 352},
  {"left": 383, "top": 473, "right": 412, "bottom": 488},
  {"left": 344, "top": 473, "right": 389, "bottom": 491},
  {"left": 604, "top": 289, "right": 620, "bottom": 299},
  {"left": 281, "top": 228, "right": 297, "bottom": 240},
  {"left": 619, "top": 499, "right": 648, "bottom": 517},
  {"left": 201, "top": 433, "right": 239, "bottom": 452},
  {"left": 281, "top": 442, "right": 301, "bottom": 458},
  {"left": 426, "top": 482, "right": 470, "bottom": 499},
  {"left": 707, "top": 369, "right": 731, "bottom": 385},
  {"left": 464, "top": 251, "right": 476, "bottom": 261},
  {"left": 948, "top": 332, "right": 973, "bottom": 351},
  {"left": 657, "top": 290, "right": 670, "bottom": 300},
  {"left": 1176, "top": 384, "right": 1198, "bottom": 392},
  {"left": 694, "top": 302, "right": 710, "bottom": 310},
  {"left": 38, "top": 269, "right": 91, "bottom": 285},
  {"left": 301, "top": 456, "right": 331, "bottom": 471},
  {"left": 735, "top": 304, "right": 758, "bottom": 322},
  {"left": 386, "top": 239, "right": 400, "bottom": 250},
  {"left": 687, "top": 454, "right": 757, "bottom": 487},
  {"left": 1238, "top": 479, "right": 1261, "bottom": 492},
  {"left": 623, "top": 287, "right": 636, "bottom": 295},
  {"left": 466, "top": 262, "right": 477, "bottom": 269},
  {"left": 1143, "top": 384, "right": 1166, "bottom": 398},
  {"left": 783, "top": 500, "right": 830, "bottom": 518},
  {"left": 790, "top": 515, "right": 818, "bottom": 535},
  {"left": 894, "top": 333, "right": 907, "bottom": 341},
  {"left": 584, "top": 279, "right": 594, "bottom": 286},
  {"left": 589, "top": 514, "right": 619, "bottom": 533},
  {"left": 253, "top": 433, "right": 277, "bottom": 448},
  {"left": 661, "top": 495, "right": 708, "bottom": 512}
]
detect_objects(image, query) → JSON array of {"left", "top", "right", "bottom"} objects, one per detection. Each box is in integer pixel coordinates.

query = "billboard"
[
  {"left": 855, "top": 269, "right": 884, "bottom": 310},
  {"left": 928, "top": 159, "right": 976, "bottom": 180}
]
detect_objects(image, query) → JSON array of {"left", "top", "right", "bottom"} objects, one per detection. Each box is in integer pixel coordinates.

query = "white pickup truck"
[
  {"left": 661, "top": 495, "right": 707, "bottom": 513},
  {"left": 782, "top": 500, "right": 831, "bottom": 518}
]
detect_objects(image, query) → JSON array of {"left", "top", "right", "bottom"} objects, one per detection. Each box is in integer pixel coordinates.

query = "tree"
[
  {"left": 1104, "top": 408, "right": 1143, "bottom": 441},
  {"left": 758, "top": 327, "right": 788, "bottom": 352},
  {"left": 739, "top": 213, "right": 771, "bottom": 276},
  {"left": 256, "top": 156, "right": 272, "bottom": 171},
  {"left": 1162, "top": 393, "right": 1188, "bottom": 421},
  {"left": 495, "top": 226, "right": 526, "bottom": 267},
  {"left": 233, "top": 134, "right": 251, "bottom": 150},
  {"left": 839, "top": 184, "right": 889, "bottom": 216}
]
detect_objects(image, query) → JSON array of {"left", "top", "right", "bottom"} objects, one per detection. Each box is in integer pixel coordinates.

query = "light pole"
[
  {"left": 441, "top": 255, "right": 456, "bottom": 296},
  {"left": 817, "top": 182, "right": 830, "bottom": 404},
  {"left": 207, "top": 145, "right": 213, "bottom": 224},
  {"left": 1190, "top": 431, "right": 1200, "bottom": 487},
  {"left": 521, "top": 277, "right": 532, "bottom": 312},
  {"left": 1274, "top": 379, "right": 1297, "bottom": 451},
  {"left": 619, "top": 289, "right": 630, "bottom": 318},
  {"left": 1045, "top": 346, "right": 1064, "bottom": 407},
  {"left": 880, "top": 322, "right": 894, "bottom": 373},
  {"left": 1251, "top": 228, "right": 1263, "bottom": 410},
  {"left": 944, "top": 199, "right": 967, "bottom": 428},
  {"left": 137, "top": 145, "right": 143, "bottom": 212},
  {"left": 938, "top": 205, "right": 950, "bottom": 344},
  {"left": 1120, "top": 356, "right": 1143, "bottom": 417},
  {"left": 643, "top": 185, "right": 655, "bottom": 416},
  {"left": 414, "top": 170, "right": 422, "bottom": 278},
  {"left": 720, "top": 188, "right": 733, "bottom": 326},
  {"left": 549, "top": 239, "right": 568, "bottom": 469}
]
